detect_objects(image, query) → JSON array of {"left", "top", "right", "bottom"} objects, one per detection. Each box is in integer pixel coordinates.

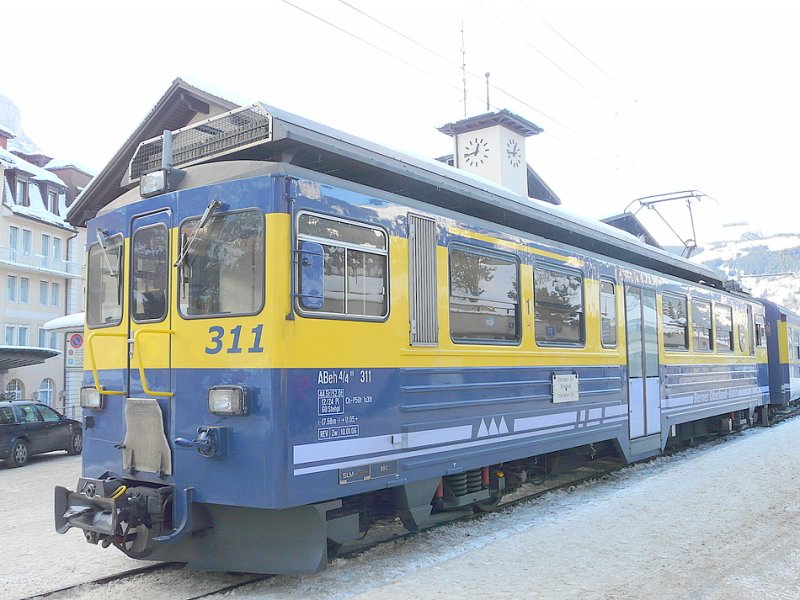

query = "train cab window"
[
  {"left": 297, "top": 213, "right": 388, "bottom": 319},
  {"left": 449, "top": 247, "right": 519, "bottom": 343},
  {"left": 178, "top": 209, "right": 264, "bottom": 317},
  {"left": 533, "top": 265, "right": 583, "bottom": 345},
  {"left": 86, "top": 233, "right": 124, "bottom": 328},
  {"left": 662, "top": 293, "right": 688, "bottom": 350},
  {"left": 131, "top": 224, "right": 168, "bottom": 323},
  {"left": 600, "top": 280, "right": 617, "bottom": 347},
  {"left": 691, "top": 299, "right": 713, "bottom": 352},
  {"left": 754, "top": 314, "right": 767, "bottom": 348},
  {"left": 714, "top": 304, "right": 734, "bottom": 352}
]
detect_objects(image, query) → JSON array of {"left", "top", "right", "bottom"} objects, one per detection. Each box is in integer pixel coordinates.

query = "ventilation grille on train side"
[
  {"left": 408, "top": 214, "right": 438, "bottom": 346},
  {"left": 128, "top": 104, "right": 273, "bottom": 182}
]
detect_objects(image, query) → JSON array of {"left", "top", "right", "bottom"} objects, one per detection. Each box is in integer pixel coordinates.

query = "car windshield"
[{"left": 0, "top": 406, "right": 13, "bottom": 424}]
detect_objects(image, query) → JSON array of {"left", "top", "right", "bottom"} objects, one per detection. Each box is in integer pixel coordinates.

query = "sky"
[{"left": 3, "top": 0, "right": 799, "bottom": 246}]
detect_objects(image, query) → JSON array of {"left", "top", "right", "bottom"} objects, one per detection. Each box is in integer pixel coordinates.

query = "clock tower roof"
[{"left": 437, "top": 109, "right": 543, "bottom": 138}]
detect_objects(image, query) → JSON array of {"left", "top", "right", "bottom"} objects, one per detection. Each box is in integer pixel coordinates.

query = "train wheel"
[
  {"left": 114, "top": 521, "right": 154, "bottom": 558},
  {"left": 474, "top": 491, "right": 504, "bottom": 513}
]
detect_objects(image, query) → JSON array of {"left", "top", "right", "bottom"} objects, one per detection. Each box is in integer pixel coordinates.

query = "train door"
[
  {"left": 124, "top": 210, "right": 174, "bottom": 477},
  {"left": 624, "top": 285, "right": 661, "bottom": 440}
]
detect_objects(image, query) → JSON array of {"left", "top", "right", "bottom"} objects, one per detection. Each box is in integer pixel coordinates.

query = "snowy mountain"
[
  {"left": 0, "top": 94, "right": 41, "bottom": 155},
  {"left": 689, "top": 233, "right": 800, "bottom": 311}
]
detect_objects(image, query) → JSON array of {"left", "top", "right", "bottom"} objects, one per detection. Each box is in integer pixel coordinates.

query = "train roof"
[{"left": 71, "top": 88, "right": 723, "bottom": 288}]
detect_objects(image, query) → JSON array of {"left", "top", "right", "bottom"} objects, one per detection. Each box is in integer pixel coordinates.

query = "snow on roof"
[
  {"left": 0, "top": 147, "right": 65, "bottom": 185},
  {"left": 45, "top": 158, "right": 95, "bottom": 176},
  {"left": 1, "top": 148, "right": 73, "bottom": 229},
  {"left": 43, "top": 312, "right": 84, "bottom": 331}
]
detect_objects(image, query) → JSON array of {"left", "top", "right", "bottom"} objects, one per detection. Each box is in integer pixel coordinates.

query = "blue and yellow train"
[{"left": 55, "top": 104, "right": 799, "bottom": 574}]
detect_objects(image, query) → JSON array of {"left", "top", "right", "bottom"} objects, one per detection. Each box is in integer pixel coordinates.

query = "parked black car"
[{"left": 0, "top": 401, "right": 82, "bottom": 467}]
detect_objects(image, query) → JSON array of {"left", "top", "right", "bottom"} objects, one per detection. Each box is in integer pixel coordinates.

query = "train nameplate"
[
  {"left": 551, "top": 373, "right": 579, "bottom": 403},
  {"left": 339, "top": 460, "right": 398, "bottom": 485}
]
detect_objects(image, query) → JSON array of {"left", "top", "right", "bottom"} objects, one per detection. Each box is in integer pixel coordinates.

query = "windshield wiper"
[
  {"left": 174, "top": 200, "right": 221, "bottom": 268},
  {"left": 96, "top": 229, "right": 121, "bottom": 276}
]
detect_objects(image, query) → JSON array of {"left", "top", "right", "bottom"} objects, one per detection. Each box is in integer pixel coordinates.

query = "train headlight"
[
  {"left": 140, "top": 167, "right": 185, "bottom": 198},
  {"left": 208, "top": 386, "right": 248, "bottom": 415},
  {"left": 80, "top": 386, "right": 104, "bottom": 409}
]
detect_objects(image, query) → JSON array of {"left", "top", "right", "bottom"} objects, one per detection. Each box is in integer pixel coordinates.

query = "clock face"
[
  {"left": 462, "top": 136, "right": 489, "bottom": 167},
  {"left": 506, "top": 139, "right": 522, "bottom": 168}
]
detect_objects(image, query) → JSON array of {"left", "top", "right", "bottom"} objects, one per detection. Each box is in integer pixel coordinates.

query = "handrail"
[
  {"left": 132, "top": 328, "right": 175, "bottom": 397},
  {"left": 85, "top": 331, "right": 128, "bottom": 395}
]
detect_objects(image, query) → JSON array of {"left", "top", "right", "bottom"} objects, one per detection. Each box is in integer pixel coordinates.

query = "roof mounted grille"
[{"left": 128, "top": 104, "right": 272, "bottom": 182}]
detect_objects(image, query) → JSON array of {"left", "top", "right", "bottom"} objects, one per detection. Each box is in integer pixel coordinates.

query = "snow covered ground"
[{"left": 3, "top": 418, "right": 800, "bottom": 600}]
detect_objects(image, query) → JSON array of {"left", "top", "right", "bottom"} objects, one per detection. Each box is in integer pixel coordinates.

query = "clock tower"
[{"left": 438, "top": 109, "right": 542, "bottom": 198}]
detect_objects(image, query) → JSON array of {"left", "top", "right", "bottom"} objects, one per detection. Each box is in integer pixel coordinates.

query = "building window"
[
  {"left": 22, "top": 229, "right": 31, "bottom": 254},
  {"left": 53, "top": 237, "right": 62, "bottom": 262},
  {"left": 41, "top": 234, "right": 50, "bottom": 268},
  {"left": 448, "top": 246, "right": 519, "bottom": 343},
  {"left": 9, "top": 226, "right": 19, "bottom": 261},
  {"left": 7, "top": 275, "right": 16, "bottom": 302},
  {"left": 15, "top": 179, "right": 28, "bottom": 206},
  {"left": 18, "top": 326, "right": 28, "bottom": 346},
  {"left": 50, "top": 282, "right": 60, "bottom": 307},
  {"left": 714, "top": 304, "right": 734, "bottom": 352},
  {"left": 534, "top": 265, "right": 584, "bottom": 345},
  {"left": 49, "top": 331, "right": 59, "bottom": 350},
  {"left": 19, "top": 277, "right": 29, "bottom": 303},
  {"left": 692, "top": 299, "right": 713, "bottom": 351},
  {"left": 47, "top": 191, "right": 59, "bottom": 215},
  {"left": 38, "top": 328, "right": 47, "bottom": 348},
  {"left": 40, "top": 281, "right": 48, "bottom": 305},
  {"left": 5, "top": 379, "right": 24, "bottom": 401},
  {"left": 600, "top": 280, "right": 617, "bottom": 347},
  {"left": 5, "top": 325, "right": 16, "bottom": 345},
  {"left": 38, "top": 379, "right": 55, "bottom": 405}
]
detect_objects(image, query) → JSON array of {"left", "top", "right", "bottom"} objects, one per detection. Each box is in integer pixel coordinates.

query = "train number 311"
[{"left": 205, "top": 324, "right": 265, "bottom": 354}]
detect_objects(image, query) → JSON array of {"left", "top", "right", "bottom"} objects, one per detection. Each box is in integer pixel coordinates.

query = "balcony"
[{"left": 0, "top": 247, "right": 82, "bottom": 278}]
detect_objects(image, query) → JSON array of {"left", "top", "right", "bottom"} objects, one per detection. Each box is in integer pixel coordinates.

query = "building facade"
[{"left": 0, "top": 123, "right": 89, "bottom": 417}]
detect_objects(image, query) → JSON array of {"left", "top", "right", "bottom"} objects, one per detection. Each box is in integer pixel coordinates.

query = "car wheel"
[
  {"left": 67, "top": 431, "right": 83, "bottom": 456},
  {"left": 10, "top": 439, "right": 29, "bottom": 467}
]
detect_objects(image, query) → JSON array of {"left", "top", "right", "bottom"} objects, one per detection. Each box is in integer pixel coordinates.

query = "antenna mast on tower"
[{"left": 461, "top": 21, "right": 467, "bottom": 116}]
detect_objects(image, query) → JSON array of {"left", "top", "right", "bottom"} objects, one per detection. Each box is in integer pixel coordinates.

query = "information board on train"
[{"left": 551, "top": 373, "right": 579, "bottom": 403}]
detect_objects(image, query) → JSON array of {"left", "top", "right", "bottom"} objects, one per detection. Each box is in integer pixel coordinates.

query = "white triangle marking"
[{"left": 498, "top": 417, "right": 509, "bottom": 434}]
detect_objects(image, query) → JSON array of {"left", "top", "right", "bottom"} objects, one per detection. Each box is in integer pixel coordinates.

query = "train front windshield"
[
  {"left": 86, "top": 234, "right": 124, "bottom": 328},
  {"left": 177, "top": 210, "right": 265, "bottom": 317}
]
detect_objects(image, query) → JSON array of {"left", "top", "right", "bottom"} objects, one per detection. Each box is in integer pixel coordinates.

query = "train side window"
[
  {"left": 449, "top": 246, "right": 519, "bottom": 343},
  {"left": 714, "top": 304, "right": 734, "bottom": 352},
  {"left": 754, "top": 314, "right": 767, "bottom": 347},
  {"left": 86, "top": 234, "right": 124, "bottom": 328},
  {"left": 131, "top": 223, "right": 168, "bottom": 323},
  {"left": 533, "top": 265, "right": 584, "bottom": 345},
  {"left": 662, "top": 293, "right": 688, "bottom": 350},
  {"left": 179, "top": 209, "right": 265, "bottom": 318},
  {"left": 297, "top": 213, "right": 388, "bottom": 319},
  {"left": 691, "top": 299, "right": 713, "bottom": 352},
  {"left": 600, "top": 280, "right": 617, "bottom": 347}
]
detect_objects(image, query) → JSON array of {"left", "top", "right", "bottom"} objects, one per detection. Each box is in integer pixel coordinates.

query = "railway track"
[{"left": 26, "top": 410, "right": 798, "bottom": 600}]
